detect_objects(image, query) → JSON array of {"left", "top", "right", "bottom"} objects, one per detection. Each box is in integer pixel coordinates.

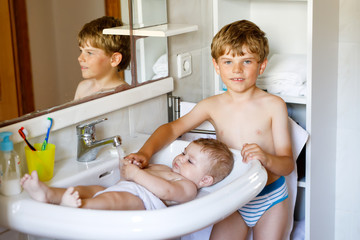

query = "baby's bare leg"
[
  {"left": 21, "top": 171, "right": 105, "bottom": 205},
  {"left": 21, "top": 171, "right": 65, "bottom": 204},
  {"left": 253, "top": 198, "right": 290, "bottom": 240},
  {"left": 210, "top": 211, "right": 249, "bottom": 240},
  {"left": 80, "top": 191, "right": 146, "bottom": 210},
  {"left": 60, "top": 187, "right": 82, "bottom": 207}
]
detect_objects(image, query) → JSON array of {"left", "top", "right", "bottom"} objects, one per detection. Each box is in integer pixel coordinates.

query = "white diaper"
[{"left": 93, "top": 181, "right": 166, "bottom": 210}]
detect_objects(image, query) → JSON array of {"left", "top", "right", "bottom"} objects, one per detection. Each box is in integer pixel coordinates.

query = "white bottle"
[{"left": 0, "top": 131, "right": 22, "bottom": 196}]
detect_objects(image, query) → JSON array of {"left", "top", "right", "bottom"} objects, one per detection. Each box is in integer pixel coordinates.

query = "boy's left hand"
[{"left": 241, "top": 143, "right": 268, "bottom": 166}]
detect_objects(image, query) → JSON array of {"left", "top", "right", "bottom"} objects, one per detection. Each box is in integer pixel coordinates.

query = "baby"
[
  {"left": 21, "top": 138, "right": 234, "bottom": 210},
  {"left": 74, "top": 16, "right": 131, "bottom": 100}
]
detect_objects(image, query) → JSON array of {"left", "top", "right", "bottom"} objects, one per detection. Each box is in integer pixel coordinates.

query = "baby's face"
[{"left": 172, "top": 143, "right": 210, "bottom": 187}]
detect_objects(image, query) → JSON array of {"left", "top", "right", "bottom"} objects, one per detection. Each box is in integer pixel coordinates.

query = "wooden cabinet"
[{"left": 213, "top": 0, "right": 338, "bottom": 239}]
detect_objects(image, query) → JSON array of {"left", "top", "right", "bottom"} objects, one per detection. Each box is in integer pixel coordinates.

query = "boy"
[
  {"left": 74, "top": 16, "right": 131, "bottom": 100},
  {"left": 21, "top": 138, "right": 234, "bottom": 210},
  {"left": 126, "top": 20, "right": 294, "bottom": 239}
]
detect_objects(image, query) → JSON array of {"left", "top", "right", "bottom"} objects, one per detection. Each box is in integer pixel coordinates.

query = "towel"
[
  {"left": 258, "top": 54, "right": 307, "bottom": 86},
  {"left": 257, "top": 83, "right": 307, "bottom": 97},
  {"left": 152, "top": 54, "right": 168, "bottom": 79}
]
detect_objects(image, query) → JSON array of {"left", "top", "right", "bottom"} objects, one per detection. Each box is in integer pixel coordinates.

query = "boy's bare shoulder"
[
  {"left": 74, "top": 79, "right": 96, "bottom": 99},
  {"left": 197, "top": 92, "right": 227, "bottom": 107},
  {"left": 77, "top": 79, "right": 95, "bottom": 88},
  {"left": 257, "top": 89, "right": 286, "bottom": 106}
]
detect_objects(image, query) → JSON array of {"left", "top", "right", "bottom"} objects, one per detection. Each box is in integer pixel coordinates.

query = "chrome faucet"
[{"left": 76, "top": 118, "right": 122, "bottom": 162}]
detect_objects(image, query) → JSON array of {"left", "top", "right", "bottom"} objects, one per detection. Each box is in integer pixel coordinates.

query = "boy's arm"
[
  {"left": 126, "top": 99, "right": 212, "bottom": 167},
  {"left": 242, "top": 99, "right": 294, "bottom": 176},
  {"left": 122, "top": 162, "right": 198, "bottom": 203}
]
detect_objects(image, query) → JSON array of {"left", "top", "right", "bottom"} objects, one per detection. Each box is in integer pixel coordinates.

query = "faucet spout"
[{"left": 76, "top": 118, "right": 122, "bottom": 162}]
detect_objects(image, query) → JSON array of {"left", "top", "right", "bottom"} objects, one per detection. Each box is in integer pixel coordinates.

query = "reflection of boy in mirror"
[{"left": 74, "top": 16, "right": 131, "bottom": 100}]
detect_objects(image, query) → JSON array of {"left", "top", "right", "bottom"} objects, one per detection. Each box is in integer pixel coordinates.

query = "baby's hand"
[
  {"left": 121, "top": 160, "right": 141, "bottom": 181},
  {"left": 241, "top": 143, "right": 268, "bottom": 165},
  {"left": 125, "top": 152, "right": 149, "bottom": 168}
]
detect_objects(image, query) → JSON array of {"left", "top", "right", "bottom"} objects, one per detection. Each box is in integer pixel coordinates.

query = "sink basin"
[{"left": 0, "top": 134, "right": 267, "bottom": 240}]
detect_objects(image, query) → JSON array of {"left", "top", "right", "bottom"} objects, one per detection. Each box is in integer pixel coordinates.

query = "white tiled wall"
[
  {"left": 168, "top": 0, "right": 214, "bottom": 102},
  {"left": 335, "top": 0, "right": 360, "bottom": 239}
]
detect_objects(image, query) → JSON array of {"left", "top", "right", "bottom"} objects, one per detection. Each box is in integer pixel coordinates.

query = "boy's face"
[
  {"left": 78, "top": 42, "right": 114, "bottom": 79},
  {"left": 212, "top": 46, "right": 267, "bottom": 93},
  {"left": 172, "top": 143, "right": 213, "bottom": 188}
]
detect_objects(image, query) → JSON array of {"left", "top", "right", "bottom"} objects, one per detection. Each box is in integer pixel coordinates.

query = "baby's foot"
[
  {"left": 60, "top": 187, "right": 81, "bottom": 208},
  {"left": 20, "top": 171, "right": 49, "bottom": 203}
]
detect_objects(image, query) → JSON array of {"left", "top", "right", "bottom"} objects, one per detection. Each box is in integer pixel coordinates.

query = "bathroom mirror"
[{"left": 0, "top": 0, "right": 168, "bottom": 127}]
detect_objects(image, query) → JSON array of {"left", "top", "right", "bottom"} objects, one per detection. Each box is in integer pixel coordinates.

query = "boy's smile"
[{"left": 213, "top": 47, "right": 267, "bottom": 93}]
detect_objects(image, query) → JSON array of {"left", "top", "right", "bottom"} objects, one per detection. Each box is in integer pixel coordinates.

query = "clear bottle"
[{"left": 0, "top": 131, "right": 22, "bottom": 196}]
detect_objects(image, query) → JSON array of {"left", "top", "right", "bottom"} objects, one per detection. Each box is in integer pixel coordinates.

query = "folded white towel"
[
  {"left": 152, "top": 53, "right": 168, "bottom": 80},
  {"left": 258, "top": 54, "right": 307, "bottom": 86},
  {"left": 257, "top": 83, "right": 307, "bottom": 97}
]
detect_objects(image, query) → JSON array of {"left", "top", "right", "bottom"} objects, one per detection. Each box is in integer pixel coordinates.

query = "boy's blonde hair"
[
  {"left": 78, "top": 16, "right": 131, "bottom": 71},
  {"left": 211, "top": 20, "right": 269, "bottom": 63},
  {"left": 193, "top": 138, "right": 234, "bottom": 184}
]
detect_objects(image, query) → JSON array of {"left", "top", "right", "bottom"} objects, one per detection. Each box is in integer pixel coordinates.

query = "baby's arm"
[
  {"left": 121, "top": 161, "right": 198, "bottom": 203},
  {"left": 125, "top": 100, "right": 212, "bottom": 168},
  {"left": 242, "top": 99, "right": 294, "bottom": 176}
]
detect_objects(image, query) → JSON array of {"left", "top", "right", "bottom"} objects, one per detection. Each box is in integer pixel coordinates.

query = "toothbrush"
[
  {"left": 41, "top": 117, "right": 53, "bottom": 150},
  {"left": 18, "top": 127, "right": 36, "bottom": 151}
]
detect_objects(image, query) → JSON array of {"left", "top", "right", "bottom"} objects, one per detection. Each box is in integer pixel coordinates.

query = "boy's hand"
[
  {"left": 241, "top": 143, "right": 268, "bottom": 166},
  {"left": 124, "top": 152, "right": 149, "bottom": 168},
  {"left": 121, "top": 160, "right": 141, "bottom": 181}
]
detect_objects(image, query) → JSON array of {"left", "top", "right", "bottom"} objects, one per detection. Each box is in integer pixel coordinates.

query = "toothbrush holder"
[{"left": 25, "top": 143, "right": 56, "bottom": 181}]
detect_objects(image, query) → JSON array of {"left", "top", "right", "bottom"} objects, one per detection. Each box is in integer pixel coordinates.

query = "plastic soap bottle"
[{"left": 0, "top": 131, "right": 22, "bottom": 196}]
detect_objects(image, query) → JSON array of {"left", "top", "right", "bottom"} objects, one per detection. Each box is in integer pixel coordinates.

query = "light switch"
[{"left": 177, "top": 53, "right": 192, "bottom": 78}]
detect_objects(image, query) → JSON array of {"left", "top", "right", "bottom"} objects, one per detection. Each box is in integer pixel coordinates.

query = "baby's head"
[
  {"left": 211, "top": 20, "right": 269, "bottom": 64},
  {"left": 78, "top": 16, "right": 131, "bottom": 71},
  {"left": 172, "top": 138, "right": 234, "bottom": 189}
]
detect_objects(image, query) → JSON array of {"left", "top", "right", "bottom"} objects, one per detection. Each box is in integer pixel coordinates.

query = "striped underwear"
[{"left": 238, "top": 176, "right": 288, "bottom": 227}]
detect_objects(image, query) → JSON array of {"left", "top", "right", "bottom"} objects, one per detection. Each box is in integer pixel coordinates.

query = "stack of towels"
[
  {"left": 257, "top": 54, "right": 307, "bottom": 97},
  {"left": 152, "top": 53, "right": 168, "bottom": 80}
]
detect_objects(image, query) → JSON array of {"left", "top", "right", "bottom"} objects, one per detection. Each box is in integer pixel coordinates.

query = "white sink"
[{"left": 0, "top": 134, "right": 267, "bottom": 240}]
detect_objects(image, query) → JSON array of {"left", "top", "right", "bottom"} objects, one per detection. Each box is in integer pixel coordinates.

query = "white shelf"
[
  {"left": 298, "top": 177, "right": 306, "bottom": 188},
  {"left": 103, "top": 23, "right": 198, "bottom": 37},
  {"left": 217, "top": 90, "right": 306, "bottom": 105},
  {"left": 274, "top": 94, "right": 306, "bottom": 104}
]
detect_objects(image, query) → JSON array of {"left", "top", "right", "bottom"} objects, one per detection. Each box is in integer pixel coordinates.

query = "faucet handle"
[{"left": 76, "top": 118, "right": 108, "bottom": 136}]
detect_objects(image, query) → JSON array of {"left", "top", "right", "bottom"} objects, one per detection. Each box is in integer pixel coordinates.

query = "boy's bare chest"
[{"left": 210, "top": 106, "right": 272, "bottom": 149}]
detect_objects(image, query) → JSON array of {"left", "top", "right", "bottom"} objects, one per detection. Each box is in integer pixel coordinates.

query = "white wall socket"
[{"left": 177, "top": 52, "right": 192, "bottom": 78}]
